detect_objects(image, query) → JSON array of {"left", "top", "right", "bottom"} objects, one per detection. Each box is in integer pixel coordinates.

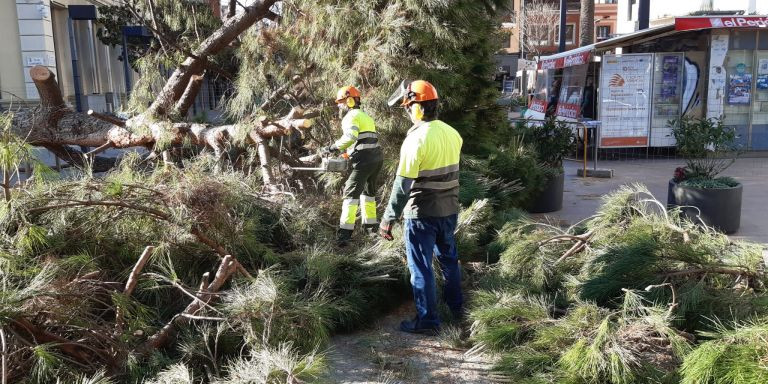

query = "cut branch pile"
[{"left": 470, "top": 184, "right": 768, "bottom": 383}]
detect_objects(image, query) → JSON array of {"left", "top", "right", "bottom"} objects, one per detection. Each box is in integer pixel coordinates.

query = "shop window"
[
  {"left": 759, "top": 31, "right": 768, "bottom": 50},
  {"left": 554, "top": 25, "right": 575, "bottom": 45},
  {"left": 729, "top": 30, "right": 756, "bottom": 50}
]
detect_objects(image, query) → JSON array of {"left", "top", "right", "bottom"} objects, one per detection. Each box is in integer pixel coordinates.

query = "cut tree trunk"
[{"left": 15, "top": 66, "right": 314, "bottom": 185}]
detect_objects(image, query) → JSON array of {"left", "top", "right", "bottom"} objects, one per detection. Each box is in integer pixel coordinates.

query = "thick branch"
[
  {"left": 664, "top": 267, "right": 757, "bottom": 279},
  {"left": 115, "top": 246, "right": 155, "bottom": 332},
  {"left": 142, "top": 255, "right": 237, "bottom": 351},
  {"left": 9, "top": 318, "right": 107, "bottom": 366},
  {"left": 147, "top": 0, "right": 278, "bottom": 117},
  {"left": 173, "top": 74, "right": 206, "bottom": 117},
  {"left": 88, "top": 110, "right": 125, "bottom": 127},
  {"left": 30, "top": 66, "right": 65, "bottom": 109}
]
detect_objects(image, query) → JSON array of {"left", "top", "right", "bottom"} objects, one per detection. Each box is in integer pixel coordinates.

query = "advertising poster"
[
  {"left": 556, "top": 64, "right": 588, "bottom": 121},
  {"left": 758, "top": 75, "right": 768, "bottom": 90},
  {"left": 659, "top": 56, "right": 680, "bottom": 102},
  {"left": 758, "top": 58, "right": 768, "bottom": 75},
  {"left": 599, "top": 54, "right": 653, "bottom": 147},
  {"left": 728, "top": 72, "right": 752, "bottom": 105}
]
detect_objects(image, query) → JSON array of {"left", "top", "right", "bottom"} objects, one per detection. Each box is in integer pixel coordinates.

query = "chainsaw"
[{"left": 291, "top": 153, "right": 350, "bottom": 173}]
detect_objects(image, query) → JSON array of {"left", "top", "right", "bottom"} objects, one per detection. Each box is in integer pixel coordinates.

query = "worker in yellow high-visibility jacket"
[
  {"left": 379, "top": 80, "right": 463, "bottom": 335},
  {"left": 323, "top": 86, "right": 384, "bottom": 246}
]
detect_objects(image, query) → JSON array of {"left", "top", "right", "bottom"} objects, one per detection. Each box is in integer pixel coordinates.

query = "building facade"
[
  {"left": 0, "top": 0, "right": 131, "bottom": 113},
  {"left": 616, "top": 0, "right": 766, "bottom": 34}
]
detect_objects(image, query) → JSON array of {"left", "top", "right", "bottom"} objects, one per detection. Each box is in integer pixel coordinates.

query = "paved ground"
[
  {"left": 326, "top": 302, "right": 493, "bottom": 384},
  {"left": 554, "top": 157, "right": 768, "bottom": 244}
]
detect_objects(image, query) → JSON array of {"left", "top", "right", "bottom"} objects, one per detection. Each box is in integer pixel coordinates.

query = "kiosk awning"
[
  {"left": 537, "top": 45, "right": 593, "bottom": 70},
  {"left": 676, "top": 16, "right": 768, "bottom": 31}
]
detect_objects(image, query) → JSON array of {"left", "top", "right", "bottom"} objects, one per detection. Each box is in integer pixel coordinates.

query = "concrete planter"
[
  {"left": 529, "top": 171, "right": 564, "bottom": 213},
  {"left": 668, "top": 179, "right": 742, "bottom": 234}
]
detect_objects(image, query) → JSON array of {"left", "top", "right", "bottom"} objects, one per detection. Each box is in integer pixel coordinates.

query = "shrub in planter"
[
  {"left": 668, "top": 116, "right": 742, "bottom": 233},
  {"left": 513, "top": 117, "right": 575, "bottom": 213}
]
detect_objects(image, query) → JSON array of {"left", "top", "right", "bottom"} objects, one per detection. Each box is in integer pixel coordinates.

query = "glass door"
[
  {"left": 722, "top": 30, "right": 756, "bottom": 149},
  {"left": 650, "top": 53, "right": 683, "bottom": 147},
  {"left": 751, "top": 32, "right": 768, "bottom": 150}
]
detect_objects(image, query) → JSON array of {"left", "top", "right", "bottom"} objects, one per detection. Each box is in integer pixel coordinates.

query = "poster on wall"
[
  {"left": 757, "top": 75, "right": 768, "bottom": 90},
  {"left": 707, "top": 32, "right": 728, "bottom": 119},
  {"left": 659, "top": 56, "right": 680, "bottom": 103},
  {"left": 556, "top": 64, "right": 588, "bottom": 121},
  {"left": 728, "top": 71, "right": 752, "bottom": 105},
  {"left": 759, "top": 59, "right": 768, "bottom": 75},
  {"left": 599, "top": 54, "right": 653, "bottom": 147}
]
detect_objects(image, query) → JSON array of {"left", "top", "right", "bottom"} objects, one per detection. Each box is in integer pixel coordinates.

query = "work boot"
[
  {"left": 399, "top": 317, "right": 440, "bottom": 336},
  {"left": 336, "top": 229, "right": 353, "bottom": 247}
]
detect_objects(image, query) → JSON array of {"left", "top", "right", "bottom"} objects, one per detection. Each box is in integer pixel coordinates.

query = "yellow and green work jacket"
[
  {"left": 383, "top": 120, "right": 463, "bottom": 220},
  {"left": 334, "top": 109, "right": 383, "bottom": 166}
]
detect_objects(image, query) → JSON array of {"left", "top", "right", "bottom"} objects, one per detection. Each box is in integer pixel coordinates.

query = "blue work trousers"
[{"left": 404, "top": 214, "right": 463, "bottom": 328}]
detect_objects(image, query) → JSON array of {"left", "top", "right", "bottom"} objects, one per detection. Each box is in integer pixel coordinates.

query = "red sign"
[
  {"left": 528, "top": 99, "right": 547, "bottom": 113},
  {"left": 538, "top": 50, "right": 591, "bottom": 70},
  {"left": 676, "top": 16, "right": 768, "bottom": 31},
  {"left": 556, "top": 102, "right": 580, "bottom": 120},
  {"left": 600, "top": 137, "right": 649, "bottom": 147}
]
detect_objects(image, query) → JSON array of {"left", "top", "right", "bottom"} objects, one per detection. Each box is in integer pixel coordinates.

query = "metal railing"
[{"left": 508, "top": 118, "right": 599, "bottom": 177}]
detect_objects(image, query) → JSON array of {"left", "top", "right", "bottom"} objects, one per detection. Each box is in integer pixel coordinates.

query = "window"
[
  {"left": 596, "top": 25, "right": 611, "bottom": 40},
  {"left": 501, "top": 35, "right": 511, "bottom": 49},
  {"left": 554, "top": 24, "right": 575, "bottom": 45},
  {"left": 531, "top": 25, "right": 551, "bottom": 45}
]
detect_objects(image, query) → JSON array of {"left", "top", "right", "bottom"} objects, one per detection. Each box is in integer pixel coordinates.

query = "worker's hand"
[
  {"left": 321, "top": 145, "right": 338, "bottom": 156},
  {"left": 379, "top": 220, "right": 394, "bottom": 241}
]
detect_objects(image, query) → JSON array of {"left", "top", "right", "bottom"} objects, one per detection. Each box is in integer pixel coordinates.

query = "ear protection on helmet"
[
  {"left": 346, "top": 97, "right": 356, "bottom": 108},
  {"left": 410, "top": 103, "right": 424, "bottom": 121}
]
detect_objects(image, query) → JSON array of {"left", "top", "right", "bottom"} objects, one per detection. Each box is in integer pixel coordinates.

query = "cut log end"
[{"left": 30, "top": 65, "right": 54, "bottom": 82}]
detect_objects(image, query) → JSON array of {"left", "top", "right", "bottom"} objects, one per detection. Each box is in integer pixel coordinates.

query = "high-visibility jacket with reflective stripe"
[
  {"left": 334, "top": 109, "right": 382, "bottom": 167},
  {"left": 397, "top": 120, "right": 462, "bottom": 218}
]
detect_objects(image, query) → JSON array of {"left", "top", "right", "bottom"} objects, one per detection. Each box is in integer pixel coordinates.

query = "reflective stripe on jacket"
[
  {"left": 334, "top": 109, "right": 380, "bottom": 155},
  {"left": 396, "top": 120, "right": 463, "bottom": 218}
]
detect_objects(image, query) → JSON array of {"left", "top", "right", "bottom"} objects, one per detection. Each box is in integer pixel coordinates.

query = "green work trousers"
[{"left": 339, "top": 159, "right": 384, "bottom": 230}]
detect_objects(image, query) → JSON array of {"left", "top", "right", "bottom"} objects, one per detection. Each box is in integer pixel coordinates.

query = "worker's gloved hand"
[
  {"left": 379, "top": 220, "right": 394, "bottom": 241},
  {"left": 321, "top": 145, "right": 339, "bottom": 156}
]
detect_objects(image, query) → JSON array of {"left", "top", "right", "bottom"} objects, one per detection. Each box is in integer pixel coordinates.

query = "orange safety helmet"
[
  {"left": 335, "top": 86, "right": 362, "bottom": 103},
  {"left": 400, "top": 80, "right": 438, "bottom": 106}
]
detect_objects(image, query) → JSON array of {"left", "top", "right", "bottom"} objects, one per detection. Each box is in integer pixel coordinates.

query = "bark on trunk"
[
  {"left": 17, "top": 66, "right": 314, "bottom": 179},
  {"left": 580, "top": 0, "right": 595, "bottom": 47},
  {"left": 173, "top": 74, "right": 206, "bottom": 117},
  {"left": 146, "top": 0, "right": 278, "bottom": 117}
]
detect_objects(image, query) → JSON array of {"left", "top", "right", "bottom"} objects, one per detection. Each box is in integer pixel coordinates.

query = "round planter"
[
  {"left": 528, "top": 171, "right": 564, "bottom": 213},
  {"left": 667, "top": 179, "right": 742, "bottom": 234}
]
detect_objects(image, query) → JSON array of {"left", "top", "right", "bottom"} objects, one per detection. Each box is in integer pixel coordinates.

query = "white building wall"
[{"left": 16, "top": 0, "right": 57, "bottom": 100}]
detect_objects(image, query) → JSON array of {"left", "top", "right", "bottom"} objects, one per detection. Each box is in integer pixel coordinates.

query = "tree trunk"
[
  {"left": 146, "top": 0, "right": 279, "bottom": 117},
  {"left": 580, "top": 0, "right": 595, "bottom": 47}
]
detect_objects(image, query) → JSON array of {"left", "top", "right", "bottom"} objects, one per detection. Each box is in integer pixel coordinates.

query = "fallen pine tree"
[{"left": 468, "top": 184, "right": 768, "bottom": 383}]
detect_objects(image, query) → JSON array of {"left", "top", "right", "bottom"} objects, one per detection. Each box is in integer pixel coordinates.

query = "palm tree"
[{"left": 579, "top": 0, "right": 594, "bottom": 47}]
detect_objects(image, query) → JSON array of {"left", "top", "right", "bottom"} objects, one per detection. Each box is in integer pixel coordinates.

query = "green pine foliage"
[
  {"left": 0, "top": 154, "right": 412, "bottom": 382},
  {"left": 681, "top": 319, "right": 768, "bottom": 384},
  {"left": 468, "top": 185, "right": 768, "bottom": 383}
]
